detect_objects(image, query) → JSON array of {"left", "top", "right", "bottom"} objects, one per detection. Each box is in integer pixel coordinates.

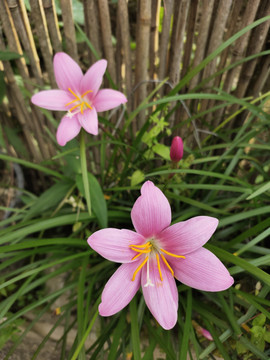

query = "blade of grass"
[
  {"left": 130, "top": 297, "right": 141, "bottom": 360},
  {"left": 179, "top": 289, "right": 192, "bottom": 360}
]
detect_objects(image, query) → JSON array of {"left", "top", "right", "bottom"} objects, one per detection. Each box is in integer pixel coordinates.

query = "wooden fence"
[{"left": 0, "top": 0, "right": 270, "bottom": 162}]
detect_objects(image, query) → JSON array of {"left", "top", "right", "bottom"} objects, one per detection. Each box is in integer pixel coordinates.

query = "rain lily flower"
[
  {"left": 31, "top": 52, "right": 127, "bottom": 146},
  {"left": 170, "top": 136, "right": 183, "bottom": 162},
  {"left": 87, "top": 181, "right": 233, "bottom": 330}
]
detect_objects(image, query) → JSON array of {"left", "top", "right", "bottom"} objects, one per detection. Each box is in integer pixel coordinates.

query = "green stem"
[{"left": 80, "top": 130, "right": 91, "bottom": 216}]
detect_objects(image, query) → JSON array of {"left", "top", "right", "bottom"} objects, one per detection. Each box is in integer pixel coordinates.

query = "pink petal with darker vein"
[
  {"left": 31, "top": 90, "right": 73, "bottom": 111},
  {"left": 53, "top": 52, "right": 83, "bottom": 92},
  {"left": 172, "top": 247, "right": 234, "bottom": 292},
  {"left": 94, "top": 89, "right": 127, "bottom": 112},
  {"left": 77, "top": 108, "right": 99, "bottom": 135},
  {"left": 141, "top": 258, "right": 178, "bottom": 330},
  {"left": 159, "top": 216, "right": 218, "bottom": 255},
  {"left": 131, "top": 181, "right": 171, "bottom": 238},
  {"left": 56, "top": 115, "right": 81, "bottom": 146},
  {"left": 99, "top": 262, "right": 141, "bottom": 316},
  {"left": 88, "top": 228, "right": 145, "bottom": 263},
  {"left": 80, "top": 59, "right": 107, "bottom": 97}
]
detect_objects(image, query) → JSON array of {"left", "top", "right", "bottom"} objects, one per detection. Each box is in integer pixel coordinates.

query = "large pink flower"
[
  {"left": 31, "top": 52, "right": 127, "bottom": 146},
  {"left": 87, "top": 181, "right": 233, "bottom": 330}
]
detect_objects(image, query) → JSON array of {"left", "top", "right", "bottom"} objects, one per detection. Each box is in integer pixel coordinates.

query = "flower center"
[
  {"left": 65, "top": 88, "right": 93, "bottom": 116},
  {"left": 129, "top": 240, "right": 185, "bottom": 287}
]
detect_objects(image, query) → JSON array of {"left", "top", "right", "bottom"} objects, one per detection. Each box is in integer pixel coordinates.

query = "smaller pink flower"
[
  {"left": 170, "top": 136, "right": 183, "bottom": 162},
  {"left": 31, "top": 52, "right": 127, "bottom": 146},
  {"left": 87, "top": 181, "right": 233, "bottom": 330}
]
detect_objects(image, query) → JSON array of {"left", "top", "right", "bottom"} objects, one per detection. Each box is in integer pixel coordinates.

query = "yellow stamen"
[
  {"left": 132, "top": 252, "right": 143, "bottom": 261},
  {"left": 65, "top": 98, "right": 79, "bottom": 106},
  {"left": 160, "top": 253, "right": 174, "bottom": 277},
  {"left": 130, "top": 247, "right": 151, "bottom": 254},
  {"left": 68, "top": 88, "right": 80, "bottom": 100},
  {"left": 85, "top": 102, "right": 93, "bottom": 110},
  {"left": 81, "top": 90, "right": 93, "bottom": 97},
  {"left": 80, "top": 102, "right": 84, "bottom": 114},
  {"left": 129, "top": 242, "right": 151, "bottom": 249},
  {"left": 69, "top": 103, "right": 81, "bottom": 112},
  {"left": 132, "top": 256, "right": 149, "bottom": 281},
  {"left": 156, "top": 253, "right": 163, "bottom": 281},
  {"left": 160, "top": 248, "right": 186, "bottom": 259}
]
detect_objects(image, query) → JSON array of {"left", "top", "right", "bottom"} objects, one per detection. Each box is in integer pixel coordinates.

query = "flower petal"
[
  {"left": 93, "top": 89, "right": 127, "bottom": 112},
  {"left": 159, "top": 216, "right": 219, "bottom": 255},
  {"left": 131, "top": 181, "right": 171, "bottom": 238},
  {"left": 99, "top": 262, "right": 141, "bottom": 316},
  {"left": 142, "top": 258, "right": 178, "bottom": 330},
  {"left": 31, "top": 90, "right": 74, "bottom": 111},
  {"left": 77, "top": 108, "right": 99, "bottom": 135},
  {"left": 172, "top": 247, "right": 234, "bottom": 292},
  {"left": 53, "top": 52, "right": 83, "bottom": 92},
  {"left": 80, "top": 59, "right": 107, "bottom": 97},
  {"left": 88, "top": 228, "right": 145, "bottom": 263},
  {"left": 56, "top": 115, "right": 81, "bottom": 146}
]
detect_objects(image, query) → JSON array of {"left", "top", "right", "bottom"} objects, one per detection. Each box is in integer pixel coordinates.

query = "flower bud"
[{"left": 170, "top": 136, "right": 183, "bottom": 162}]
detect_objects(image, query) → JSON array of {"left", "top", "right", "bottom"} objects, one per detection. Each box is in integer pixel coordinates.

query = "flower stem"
[{"left": 80, "top": 129, "right": 91, "bottom": 216}]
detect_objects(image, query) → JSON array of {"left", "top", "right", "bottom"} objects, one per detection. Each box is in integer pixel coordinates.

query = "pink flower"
[
  {"left": 87, "top": 181, "right": 233, "bottom": 330},
  {"left": 31, "top": 52, "right": 127, "bottom": 146},
  {"left": 170, "top": 136, "right": 183, "bottom": 162}
]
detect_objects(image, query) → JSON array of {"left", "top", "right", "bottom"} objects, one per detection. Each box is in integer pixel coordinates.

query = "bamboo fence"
[{"left": 0, "top": 0, "right": 269, "bottom": 162}]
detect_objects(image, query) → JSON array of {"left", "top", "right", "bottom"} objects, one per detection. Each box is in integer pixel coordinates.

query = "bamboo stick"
[
  {"left": 158, "top": 0, "right": 174, "bottom": 83},
  {"left": 223, "top": 0, "right": 260, "bottom": 95},
  {"left": 181, "top": 0, "right": 198, "bottom": 79},
  {"left": 42, "top": 0, "right": 62, "bottom": 53},
  {"left": 231, "top": 0, "right": 270, "bottom": 124},
  {"left": 169, "top": 0, "right": 189, "bottom": 85},
  {"left": 6, "top": 0, "right": 43, "bottom": 86},
  {"left": 250, "top": 54, "right": 270, "bottom": 97},
  {"left": 118, "top": 0, "right": 132, "bottom": 109},
  {"left": 98, "top": 0, "right": 116, "bottom": 83},
  {"left": 29, "top": 0, "right": 56, "bottom": 87},
  {"left": 83, "top": 0, "right": 102, "bottom": 64},
  {"left": 149, "top": 0, "right": 161, "bottom": 81},
  {"left": 0, "top": 36, "right": 41, "bottom": 162},
  {"left": 188, "top": 0, "right": 215, "bottom": 90},
  {"left": 134, "top": 0, "right": 151, "bottom": 128},
  {"left": 0, "top": 1, "right": 29, "bottom": 80},
  {"left": 202, "top": 0, "right": 232, "bottom": 84},
  {"left": 59, "top": 0, "right": 78, "bottom": 61}
]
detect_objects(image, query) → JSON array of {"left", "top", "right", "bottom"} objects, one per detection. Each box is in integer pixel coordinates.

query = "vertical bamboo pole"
[
  {"left": 158, "top": 0, "right": 174, "bottom": 83},
  {"left": 169, "top": 0, "right": 189, "bottom": 85},
  {"left": 6, "top": 0, "right": 43, "bottom": 85},
  {"left": 135, "top": 0, "right": 151, "bottom": 128},
  {"left": 98, "top": 0, "right": 116, "bottom": 83},
  {"left": 118, "top": 0, "right": 132, "bottom": 107},
  {"left": 43, "top": 0, "right": 62, "bottom": 53},
  {"left": 83, "top": 0, "right": 102, "bottom": 64},
  {"left": 59, "top": 0, "right": 78, "bottom": 61},
  {"left": 188, "top": 0, "right": 215, "bottom": 90},
  {"left": 29, "top": 0, "right": 56, "bottom": 87},
  {"left": 181, "top": 0, "right": 198, "bottom": 78},
  {"left": 250, "top": 55, "right": 270, "bottom": 97},
  {"left": 231, "top": 0, "right": 270, "bottom": 125},
  {"left": 223, "top": 0, "right": 261, "bottom": 94},
  {"left": 149, "top": 0, "right": 161, "bottom": 81}
]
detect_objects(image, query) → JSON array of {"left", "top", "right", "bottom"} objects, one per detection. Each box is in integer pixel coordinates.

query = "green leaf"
[
  {"left": 24, "top": 179, "right": 74, "bottom": 220},
  {"left": 130, "top": 298, "right": 141, "bottom": 360},
  {"left": 76, "top": 173, "right": 108, "bottom": 228},
  {"left": 250, "top": 326, "right": 265, "bottom": 352},
  {"left": 0, "top": 71, "right": 6, "bottom": 104},
  {"left": 131, "top": 170, "right": 145, "bottom": 186},
  {"left": 152, "top": 143, "right": 170, "bottom": 160},
  {"left": 246, "top": 181, "right": 270, "bottom": 200},
  {"left": 264, "top": 331, "right": 270, "bottom": 343},
  {"left": 0, "top": 51, "right": 22, "bottom": 61},
  {"left": 252, "top": 314, "right": 266, "bottom": 327}
]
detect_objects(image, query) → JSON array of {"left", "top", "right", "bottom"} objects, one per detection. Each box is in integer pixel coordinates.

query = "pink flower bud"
[
  {"left": 170, "top": 136, "right": 183, "bottom": 162},
  {"left": 200, "top": 328, "right": 213, "bottom": 341}
]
